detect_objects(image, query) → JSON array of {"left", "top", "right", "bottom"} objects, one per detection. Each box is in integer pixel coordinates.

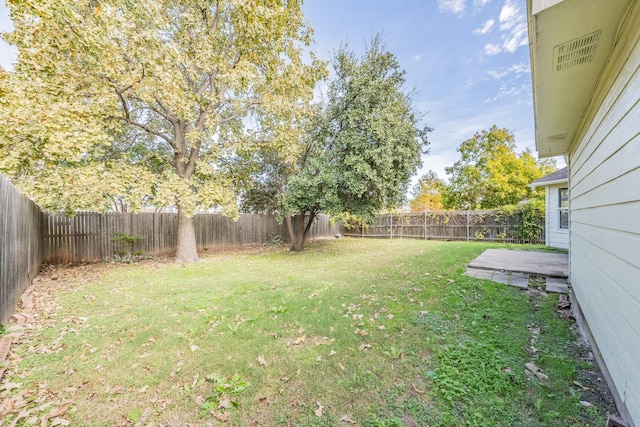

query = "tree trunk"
[
  {"left": 285, "top": 213, "right": 296, "bottom": 248},
  {"left": 287, "top": 213, "right": 305, "bottom": 251},
  {"left": 287, "top": 211, "right": 317, "bottom": 252},
  {"left": 175, "top": 208, "right": 199, "bottom": 264}
]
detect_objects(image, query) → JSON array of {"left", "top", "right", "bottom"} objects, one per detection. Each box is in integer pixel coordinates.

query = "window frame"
[{"left": 558, "top": 187, "right": 569, "bottom": 230}]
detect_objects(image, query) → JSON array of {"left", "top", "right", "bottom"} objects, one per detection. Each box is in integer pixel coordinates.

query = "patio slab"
[
  {"left": 466, "top": 268, "right": 529, "bottom": 288},
  {"left": 467, "top": 249, "right": 568, "bottom": 278},
  {"left": 546, "top": 277, "right": 570, "bottom": 293}
]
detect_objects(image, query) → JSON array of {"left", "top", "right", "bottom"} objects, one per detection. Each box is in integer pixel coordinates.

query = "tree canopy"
[
  {"left": 410, "top": 170, "right": 445, "bottom": 211},
  {"left": 442, "top": 126, "right": 556, "bottom": 210},
  {"left": 0, "top": 0, "right": 324, "bottom": 262},
  {"left": 242, "top": 36, "right": 430, "bottom": 250}
]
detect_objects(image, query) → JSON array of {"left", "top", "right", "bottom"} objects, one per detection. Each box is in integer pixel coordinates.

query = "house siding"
[
  {"left": 546, "top": 183, "right": 569, "bottom": 249},
  {"left": 568, "top": 3, "right": 640, "bottom": 423}
]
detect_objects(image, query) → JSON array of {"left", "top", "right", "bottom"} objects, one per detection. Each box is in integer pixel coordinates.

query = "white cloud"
[
  {"left": 412, "top": 54, "right": 423, "bottom": 62},
  {"left": 473, "top": 19, "right": 495, "bottom": 35},
  {"left": 480, "top": 0, "right": 528, "bottom": 55},
  {"left": 474, "top": 0, "right": 491, "bottom": 5},
  {"left": 502, "top": 22, "right": 528, "bottom": 52},
  {"left": 487, "top": 62, "right": 529, "bottom": 79},
  {"left": 483, "top": 82, "right": 531, "bottom": 103},
  {"left": 484, "top": 43, "right": 502, "bottom": 55},
  {"left": 498, "top": 1, "right": 520, "bottom": 30},
  {"left": 438, "top": 0, "right": 466, "bottom": 15}
]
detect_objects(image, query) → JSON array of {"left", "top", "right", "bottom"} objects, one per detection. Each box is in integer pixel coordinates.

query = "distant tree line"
[{"left": 410, "top": 126, "right": 556, "bottom": 212}]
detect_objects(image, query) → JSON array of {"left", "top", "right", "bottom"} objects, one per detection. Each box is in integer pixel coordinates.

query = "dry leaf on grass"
[
  {"left": 218, "top": 397, "right": 232, "bottom": 409},
  {"left": 358, "top": 343, "right": 372, "bottom": 351},
  {"left": 214, "top": 411, "right": 229, "bottom": 422},
  {"left": 1, "top": 382, "right": 22, "bottom": 391},
  {"left": 340, "top": 414, "right": 356, "bottom": 424},
  {"left": 292, "top": 335, "right": 306, "bottom": 346},
  {"left": 315, "top": 401, "right": 323, "bottom": 417},
  {"left": 257, "top": 355, "right": 268, "bottom": 367}
]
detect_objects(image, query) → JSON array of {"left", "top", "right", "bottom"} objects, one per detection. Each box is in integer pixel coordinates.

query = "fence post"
[
  {"left": 424, "top": 211, "right": 427, "bottom": 240},
  {"left": 389, "top": 214, "right": 393, "bottom": 239},
  {"left": 361, "top": 222, "right": 364, "bottom": 239},
  {"left": 466, "top": 210, "right": 470, "bottom": 241}
]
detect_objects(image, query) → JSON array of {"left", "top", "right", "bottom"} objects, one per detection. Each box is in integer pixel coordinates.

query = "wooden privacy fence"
[
  {"left": 1, "top": 171, "right": 342, "bottom": 321},
  {"left": 0, "top": 175, "right": 46, "bottom": 324},
  {"left": 43, "top": 212, "right": 342, "bottom": 264},
  {"left": 344, "top": 211, "right": 545, "bottom": 244}
]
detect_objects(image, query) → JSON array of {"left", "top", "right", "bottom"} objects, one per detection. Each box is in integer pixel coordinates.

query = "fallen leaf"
[
  {"left": 329, "top": 350, "right": 337, "bottom": 357},
  {"left": 290, "top": 397, "right": 305, "bottom": 407},
  {"left": 316, "top": 355, "right": 322, "bottom": 363},
  {"left": 315, "top": 401, "right": 323, "bottom": 418},
  {"left": 1, "top": 382, "right": 22, "bottom": 391},
  {"left": 215, "top": 411, "right": 229, "bottom": 422},
  {"left": 340, "top": 414, "right": 356, "bottom": 424},
  {"left": 292, "top": 335, "right": 306, "bottom": 346},
  {"left": 358, "top": 343, "right": 372, "bottom": 351},
  {"left": 219, "top": 397, "right": 232, "bottom": 409},
  {"left": 257, "top": 355, "right": 268, "bottom": 367}
]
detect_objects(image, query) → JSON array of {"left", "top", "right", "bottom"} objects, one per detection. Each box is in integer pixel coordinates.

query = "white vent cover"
[{"left": 553, "top": 31, "right": 602, "bottom": 72}]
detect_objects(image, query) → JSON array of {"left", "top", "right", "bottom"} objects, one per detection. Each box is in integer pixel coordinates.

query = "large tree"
[
  {"left": 442, "top": 126, "right": 556, "bottom": 209},
  {"left": 242, "top": 37, "right": 430, "bottom": 251},
  {"left": 0, "top": 0, "right": 323, "bottom": 263}
]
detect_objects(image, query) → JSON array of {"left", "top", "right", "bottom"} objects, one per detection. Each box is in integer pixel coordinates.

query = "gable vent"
[{"left": 553, "top": 31, "right": 602, "bottom": 72}]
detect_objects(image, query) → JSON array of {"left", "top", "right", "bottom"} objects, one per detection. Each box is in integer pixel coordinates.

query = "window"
[{"left": 558, "top": 188, "right": 569, "bottom": 229}]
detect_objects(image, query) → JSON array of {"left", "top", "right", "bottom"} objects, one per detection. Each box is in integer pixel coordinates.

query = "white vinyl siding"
[{"left": 568, "top": 7, "right": 640, "bottom": 424}]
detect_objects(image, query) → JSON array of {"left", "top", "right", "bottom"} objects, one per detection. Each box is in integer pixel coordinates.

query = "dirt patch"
[
  {"left": 524, "top": 282, "right": 620, "bottom": 421},
  {"left": 571, "top": 324, "right": 618, "bottom": 417}
]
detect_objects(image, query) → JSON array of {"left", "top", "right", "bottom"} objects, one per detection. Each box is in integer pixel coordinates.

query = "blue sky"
[{"left": 0, "top": 0, "right": 560, "bottom": 185}]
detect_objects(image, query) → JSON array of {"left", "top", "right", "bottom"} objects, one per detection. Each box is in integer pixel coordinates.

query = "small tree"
[
  {"left": 410, "top": 170, "right": 445, "bottom": 211},
  {"left": 242, "top": 36, "right": 430, "bottom": 251}
]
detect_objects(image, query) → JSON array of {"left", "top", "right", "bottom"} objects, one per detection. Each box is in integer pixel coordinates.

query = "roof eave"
[
  {"left": 530, "top": 178, "right": 568, "bottom": 188},
  {"left": 527, "top": 0, "right": 632, "bottom": 158}
]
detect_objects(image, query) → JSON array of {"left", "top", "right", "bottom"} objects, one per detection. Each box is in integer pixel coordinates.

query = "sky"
[{"left": 0, "top": 0, "right": 562, "bottom": 187}]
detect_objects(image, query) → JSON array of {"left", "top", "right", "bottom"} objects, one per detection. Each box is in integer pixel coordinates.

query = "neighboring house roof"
[
  {"left": 530, "top": 167, "right": 568, "bottom": 188},
  {"left": 527, "top": 0, "right": 633, "bottom": 157}
]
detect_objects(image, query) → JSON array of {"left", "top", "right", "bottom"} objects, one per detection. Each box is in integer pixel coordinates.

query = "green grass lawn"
[{"left": 1, "top": 239, "right": 608, "bottom": 426}]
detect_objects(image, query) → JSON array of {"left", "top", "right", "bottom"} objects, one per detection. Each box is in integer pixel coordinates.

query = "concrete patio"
[{"left": 465, "top": 249, "right": 569, "bottom": 293}]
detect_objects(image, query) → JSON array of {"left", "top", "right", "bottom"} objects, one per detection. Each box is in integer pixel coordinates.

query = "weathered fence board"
[
  {"left": 42, "top": 212, "right": 342, "bottom": 263},
  {"left": 344, "top": 211, "right": 545, "bottom": 244},
  {"left": 0, "top": 175, "right": 45, "bottom": 324}
]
